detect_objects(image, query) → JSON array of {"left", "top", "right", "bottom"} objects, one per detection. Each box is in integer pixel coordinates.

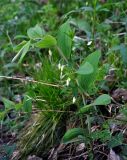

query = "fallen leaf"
[{"left": 112, "top": 88, "right": 127, "bottom": 101}]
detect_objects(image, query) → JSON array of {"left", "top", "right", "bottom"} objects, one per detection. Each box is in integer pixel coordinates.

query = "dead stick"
[{"left": 0, "top": 76, "right": 62, "bottom": 88}]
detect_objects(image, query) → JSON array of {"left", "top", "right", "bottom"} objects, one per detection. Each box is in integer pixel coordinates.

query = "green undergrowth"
[{"left": 1, "top": 0, "right": 127, "bottom": 160}]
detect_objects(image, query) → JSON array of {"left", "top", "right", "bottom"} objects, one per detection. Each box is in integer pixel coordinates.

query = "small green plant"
[
  {"left": 13, "top": 20, "right": 113, "bottom": 159},
  {"left": 12, "top": 24, "right": 57, "bottom": 64},
  {"left": 1, "top": 0, "right": 127, "bottom": 159}
]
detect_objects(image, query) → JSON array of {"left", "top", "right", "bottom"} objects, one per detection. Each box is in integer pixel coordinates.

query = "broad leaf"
[
  {"left": 79, "top": 94, "right": 111, "bottom": 114},
  {"left": 76, "top": 19, "right": 91, "bottom": 37},
  {"left": 2, "top": 97, "right": 15, "bottom": 109},
  {"left": 93, "top": 94, "right": 111, "bottom": 106},
  {"left": 78, "top": 50, "right": 101, "bottom": 93},
  {"left": 63, "top": 128, "right": 85, "bottom": 143},
  {"left": 76, "top": 62, "right": 94, "bottom": 75},
  {"left": 35, "top": 35, "right": 57, "bottom": 48},
  {"left": 27, "top": 25, "right": 45, "bottom": 39},
  {"left": 57, "top": 22, "right": 72, "bottom": 59}
]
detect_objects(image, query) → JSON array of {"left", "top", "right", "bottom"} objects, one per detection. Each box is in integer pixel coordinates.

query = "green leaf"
[
  {"left": 78, "top": 50, "right": 101, "bottom": 93},
  {"left": 108, "top": 133, "right": 123, "bottom": 148},
  {"left": 63, "top": 128, "right": 85, "bottom": 143},
  {"left": 108, "top": 44, "right": 127, "bottom": 67},
  {"left": 2, "top": 97, "right": 15, "bottom": 109},
  {"left": 78, "top": 105, "right": 93, "bottom": 114},
  {"left": 27, "top": 24, "right": 45, "bottom": 40},
  {"left": 23, "top": 96, "right": 32, "bottom": 113},
  {"left": 35, "top": 35, "right": 57, "bottom": 48},
  {"left": 76, "top": 19, "right": 91, "bottom": 37},
  {"left": 12, "top": 41, "right": 30, "bottom": 63},
  {"left": 79, "top": 94, "right": 111, "bottom": 114},
  {"left": 93, "top": 94, "right": 111, "bottom": 106},
  {"left": 18, "top": 41, "right": 31, "bottom": 63},
  {"left": 76, "top": 62, "right": 94, "bottom": 75},
  {"left": 13, "top": 40, "right": 27, "bottom": 52},
  {"left": 80, "top": 6, "right": 93, "bottom": 12},
  {"left": 3, "top": 63, "right": 18, "bottom": 69},
  {"left": 57, "top": 22, "right": 72, "bottom": 59},
  {"left": 15, "top": 103, "right": 23, "bottom": 111},
  {"left": 3, "top": 144, "right": 16, "bottom": 158},
  {"left": 120, "top": 44, "right": 127, "bottom": 67},
  {"left": 91, "top": 129, "right": 110, "bottom": 142}
]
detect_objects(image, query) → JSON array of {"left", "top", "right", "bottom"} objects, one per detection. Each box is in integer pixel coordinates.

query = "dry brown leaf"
[{"left": 112, "top": 88, "right": 127, "bottom": 101}]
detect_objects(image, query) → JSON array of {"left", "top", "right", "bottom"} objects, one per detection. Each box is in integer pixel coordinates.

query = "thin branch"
[
  {"left": 67, "top": 152, "right": 88, "bottom": 160},
  {"left": 113, "top": 32, "right": 127, "bottom": 36},
  {"left": 41, "top": 109, "right": 74, "bottom": 113},
  {"left": 0, "top": 76, "right": 62, "bottom": 88},
  {"left": 94, "top": 150, "right": 108, "bottom": 158},
  {"left": 98, "top": 114, "right": 127, "bottom": 123},
  {"left": 21, "top": 109, "right": 74, "bottom": 114}
]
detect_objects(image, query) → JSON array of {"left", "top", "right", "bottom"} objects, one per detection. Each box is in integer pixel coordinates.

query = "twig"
[
  {"left": 21, "top": 109, "right": 74, "bottom": 114},
  {"left": 67, "top": 152, "right": 88, "bottom": 160},
  {"left": 98, "top": 114, "right": 127, "bottom": 123},
  {"left": 0, "top": 75, "right": 62, "bottom": 88},
  {"left": 106, "top": 21, "right": 126, "bottom": 24},
  {"left": 94, "top": 150, "right": 108, "bottom": 158},
  {"left": 40, "top": 109, "right": 74, "bottom": 113},
  {"left": 113, "top": 32, "right": 127, "bottom": 36}
]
